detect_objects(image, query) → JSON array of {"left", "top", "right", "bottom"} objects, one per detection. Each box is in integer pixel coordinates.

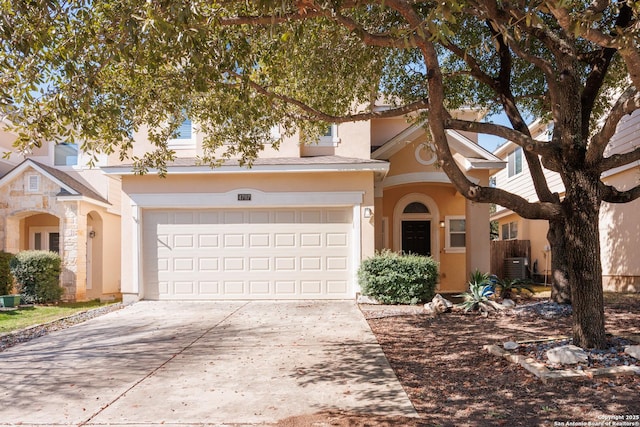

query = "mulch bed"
[
  {"left": 3, "top": 297, "right": 639, "bottom": 426},
  {"left": 280, "top": 294, "right": 640, "bottom": 427}
]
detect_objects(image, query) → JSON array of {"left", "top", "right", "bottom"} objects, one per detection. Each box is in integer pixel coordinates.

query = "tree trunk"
[
  {"left": 563, "top": 174, "right": 606, "bottom": 349},
  {"left": 547, "top": 219, "right": 571, "bottom": 304}
]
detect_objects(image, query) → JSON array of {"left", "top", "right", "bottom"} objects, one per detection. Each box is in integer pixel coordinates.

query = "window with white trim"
[
  {"left": 319, "top": 124, "right": 340, "bottom": 146},
  {"left": 54, "top": 142, "right": 79, "bottom": 166},
  {"left": 445, "top": 216, "right": 466, "bottom": 253},
  {"left": 168, "top": 118, "right": 196, "bottom": 149},
  {"left": 29, "top": 227, "right": 60, "bottom": 253},
  {"left": 507, "top": 146, "right": 523, "bottom": 177},
  {"left": 502, "top": 221, "right": 518, "bottom": 240}
]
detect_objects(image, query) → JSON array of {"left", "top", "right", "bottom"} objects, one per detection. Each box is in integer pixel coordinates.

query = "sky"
[{"left": 477, "top": 112, "right": 510, "bottom": 153}]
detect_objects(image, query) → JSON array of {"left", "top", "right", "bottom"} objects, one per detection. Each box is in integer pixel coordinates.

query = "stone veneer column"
[{"left": 61, "top": 202, "right": 87, "bottom": 301}]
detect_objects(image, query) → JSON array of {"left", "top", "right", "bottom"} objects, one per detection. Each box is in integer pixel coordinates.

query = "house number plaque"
[{"left": 237, "top": 193, "right": 252, "bottom": 201}]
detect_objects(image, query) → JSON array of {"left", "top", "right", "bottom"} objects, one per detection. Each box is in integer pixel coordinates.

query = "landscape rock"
[
  {"left": 503, "top": 341, "right": 519, "bottom": 350},
  {"left": 624, "top": 345, "right": 640, "bottom": 360},
  {"left": 433, "top": 294, "right": 453, "bottom": 310},
  {"left": 424, "top": 294, "right": 453, "bottom": 315},
  {"left": 546, "top": 344, "right": 589, "bottom": 365},
  {"left": 357, "top": 294, "right": 381, "bottom": 305},
  {"left": 501, "top": 298, "right": 516, "bottom": 308}
]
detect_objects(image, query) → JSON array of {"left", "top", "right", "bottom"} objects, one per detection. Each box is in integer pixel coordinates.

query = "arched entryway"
[
  {"left": 393, "top": 194, "right": 440, "bottom": 259},
  {"left": 5, "top": 211, "right": 61, "bottom": 254}
]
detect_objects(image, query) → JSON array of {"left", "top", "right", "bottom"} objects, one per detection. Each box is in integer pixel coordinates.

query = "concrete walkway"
[{"left": 0, "top": 301, "right": 417, "bottom": 426}]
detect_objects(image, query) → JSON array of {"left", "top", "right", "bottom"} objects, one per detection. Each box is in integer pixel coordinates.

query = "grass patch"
[{"left": 0, "top": 300, "right": 118, "bottom": 334}]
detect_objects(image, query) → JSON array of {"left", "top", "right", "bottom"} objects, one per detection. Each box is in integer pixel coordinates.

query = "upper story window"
[
  {"left": 445, "top": 216, "right": 466, "bottom": 253},
  {"left": 168, "top": 118, "right": 195, "bottom": 149},
  {"left": 319, "top": 124, "right": 340, "bottom": 146},
  {"left": 54, "top": 142, "right": 78, "bottom": 166},
  {"left": 507, "top": 146, "right": 523, "bottom": 177},
  {"left": 502, "top": 221, "right": 518, "bottom": 240}
]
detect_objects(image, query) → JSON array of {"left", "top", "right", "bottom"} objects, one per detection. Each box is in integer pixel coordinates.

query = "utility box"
[{"left": 504, "top": 257, "right": 528, "bottom": 280}]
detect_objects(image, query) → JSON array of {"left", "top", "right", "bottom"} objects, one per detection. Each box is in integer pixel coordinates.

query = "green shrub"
[
  {"left": 10, "top": 250, "right": 63, "bottom": 303},
  {"left": 0, "top": 251, "right": 14, "bottom": 295},
  {"left": 358, "top": 250, "right": 439, "bottom": 304}
]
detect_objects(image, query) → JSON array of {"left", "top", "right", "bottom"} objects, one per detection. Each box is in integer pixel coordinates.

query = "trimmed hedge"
[
  {"left": 10, "top": 250, "right": 63, "bottom": 303},
  {"left": 0, "top": 251, "right": 14, "bottom": 295},
  {"left": 358, "top": 250, "right": 439, "bottom": 304}
]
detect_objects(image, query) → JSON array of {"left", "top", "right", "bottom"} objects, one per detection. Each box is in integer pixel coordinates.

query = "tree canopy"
[{"left": 2, "top": 0, "right": 640, "bottom": 348}]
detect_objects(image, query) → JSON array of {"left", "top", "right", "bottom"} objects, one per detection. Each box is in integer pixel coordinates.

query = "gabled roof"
[
  {"left": 0, "top": 159, "right": 110, "bottom": 205},
  {"left": 102, "top": 155, "right": 390, "bottom": 175},
  {"left": 371, "top": 122, "right": 505, "bottom": 171}
]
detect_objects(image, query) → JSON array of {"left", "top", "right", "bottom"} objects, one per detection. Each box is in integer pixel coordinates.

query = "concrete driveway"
[{"left": 0, "top": 301, "right": 417, "bottom": 426}]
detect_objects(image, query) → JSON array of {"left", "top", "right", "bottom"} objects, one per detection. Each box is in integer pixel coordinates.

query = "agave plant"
[
  {"left": 494, "top": 277, "right": 534, "bottom": 300},
  {"left": 456, "top": 270, "right": 495, "bottom": 312}
]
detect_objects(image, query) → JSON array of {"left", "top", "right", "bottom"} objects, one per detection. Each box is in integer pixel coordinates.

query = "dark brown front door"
[{"left": 401, "top": 221, "right": 431, "bottom": 256}]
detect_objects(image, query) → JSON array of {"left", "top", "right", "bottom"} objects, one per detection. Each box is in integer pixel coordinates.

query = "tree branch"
[
  {"left": 547, "top": 1, "right": 640, "bottom": 90},
  {"left": 445, "top": 118, "right": 555, "bottom": 156},
  {"left": 599, "top": 147, "right": 640, "bottom": 173},
  {"left": 228, "top": 70, "right": 429, "bottom": 122},
  {"left": 588, "top": 86, "right": 640, "bottom": 166},
  {"left": 330, "top": 9, "right": 418, "bottom": 49},
  {"left": 600, "top": 182, "right": 640, "bottom": 203}
]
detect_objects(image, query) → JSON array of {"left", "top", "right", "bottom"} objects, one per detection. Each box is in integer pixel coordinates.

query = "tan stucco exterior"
[
  {"left": 118, "top": 170, "right": 377, "bottom": 299},
  {"left": 1, "top": 111, "right": 503, "bottom": 302}
]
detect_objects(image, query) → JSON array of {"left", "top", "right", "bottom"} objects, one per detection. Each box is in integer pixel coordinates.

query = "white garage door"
[{"left": 142, "top": 208, "right": 354, "bottom": 300}]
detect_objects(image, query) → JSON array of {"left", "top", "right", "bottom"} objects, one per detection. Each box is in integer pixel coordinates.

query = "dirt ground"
[{"left": 278, "top": 293, "right": 640, "bottom": 427}]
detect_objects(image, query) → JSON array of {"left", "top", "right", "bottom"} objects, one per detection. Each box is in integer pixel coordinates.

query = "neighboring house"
[
  {"left": 0, "top": 120, "right": 122, "bottom": 301},
  {"left": 0, "top": 108, "right": 504, "bottom": 302},
  {"left": 490, "top": 113, "right": 640, "bottom": 292}
]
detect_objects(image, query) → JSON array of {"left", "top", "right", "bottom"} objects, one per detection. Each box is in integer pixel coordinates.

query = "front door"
[{"left": 401, "top": 221, "right": 431, "bottom": 256}]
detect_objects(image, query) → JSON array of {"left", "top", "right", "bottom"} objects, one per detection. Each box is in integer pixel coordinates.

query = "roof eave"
[{"left": 102, "top": 162, "right": 390, "bottom": 176}]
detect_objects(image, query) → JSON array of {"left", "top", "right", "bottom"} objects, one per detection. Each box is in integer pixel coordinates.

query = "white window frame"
[
  {"left": 507, "top": 147, "right": 523, "bottom": 178},
  {"left": 29, "top": 226, "right": 60, "bottom": 252},
  {"left": 445, "top": 215, "right": 466, "bottom": 253},
  {"left": 54, "top": 142, "right": 79, "bottom": 167},
  {"left": 318, "top": 124, "right": 340, "bottom": 146},
  {"left": 26, "top": 174, "right": 40, "bottom": 193},
  {"left": 168, "top": 118, "right": 196, "bottom": 149},
  {"left": 502, "top": 221, "right": 518, "bottom": 240}
]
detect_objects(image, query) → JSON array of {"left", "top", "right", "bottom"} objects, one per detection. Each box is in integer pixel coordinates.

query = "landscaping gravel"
[
  {"left": 516, "top": 336, "right": 638, "bottom": 370},
  {"left": 0, "top": 303, "right": 124, "bottom": 352},
  {"left": 509, "top": 300, "right": 573, "bottom": 318}
]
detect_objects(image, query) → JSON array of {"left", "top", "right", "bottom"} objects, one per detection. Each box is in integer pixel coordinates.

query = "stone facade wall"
[{"left": 0, "top": 167, "right": 87, "bottom": 300}]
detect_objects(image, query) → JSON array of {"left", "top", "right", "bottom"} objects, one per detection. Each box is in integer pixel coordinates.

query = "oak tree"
[{"left": 2, "top": 0, "right": 639, "bottom": 348}]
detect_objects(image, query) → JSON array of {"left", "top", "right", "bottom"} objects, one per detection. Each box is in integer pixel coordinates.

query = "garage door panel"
[
  {"left": 198, "top": 234, "right": 219, "bottom": 248},
  {"left": 199, "top": 258, "right": 219, "bottom": 271},
  {"left": 223, "top": 234, "right": 244, "bottom": 248},
  {"left": 249, "top": 234, "right": 270, "bottom": 247},
  {"left": 143, "top": 207, "right": 353, "bottom": 300},
  {"left": 198, "top": 281, "right": 219, "bottom": 295}
]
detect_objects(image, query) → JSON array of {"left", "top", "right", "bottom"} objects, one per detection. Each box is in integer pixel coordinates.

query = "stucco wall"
[
  {"left": 119, "top": 171, "right": 376, "bottom": 298},
  {"left": 600, "top": 167, "right": 640, "bottom": 291},
  {"left": 381, "top": 183, "right": 467, "bottom": 292}
]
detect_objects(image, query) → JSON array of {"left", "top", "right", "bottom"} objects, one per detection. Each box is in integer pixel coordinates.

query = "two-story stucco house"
[
  {"left": 491, "top": 112, "right": 640, "bottom": 292},
  {"left": 0, "top": 108, "right": 504, "bottom": 302}
]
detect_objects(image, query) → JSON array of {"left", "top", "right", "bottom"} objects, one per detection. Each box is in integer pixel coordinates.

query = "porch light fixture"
[
  {"left": 439, "top": 220, "right": 445, "bottom": 228},
  {"left": 89, "top": 230, "right": 96, "bottom": 238},
  {"left": 363, "top": 207, "right": 373, "bottom": 218}
]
